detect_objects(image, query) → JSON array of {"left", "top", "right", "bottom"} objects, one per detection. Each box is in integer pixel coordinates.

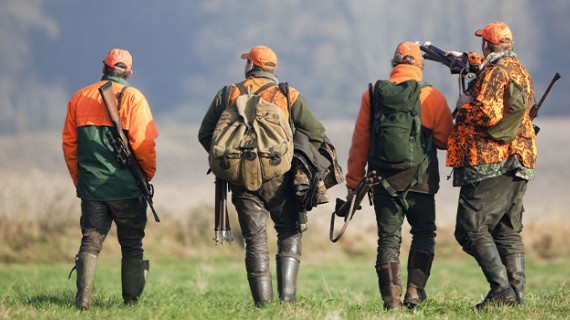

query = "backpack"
[
  {"left": 209, "top": 82, "right": 294, "bottom": 191},
  {"left": 486, "top": 64, "right": 528, "bottom": 143},
  {"left": 368, "top": 79, "right": 432, "bottom": 209}
]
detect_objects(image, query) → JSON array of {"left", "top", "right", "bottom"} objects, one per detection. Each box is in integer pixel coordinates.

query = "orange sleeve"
[
  {"left": 62, "top": 97, "right": 79, "bottom": 186},
  {"left": 122, "top": 88, "right": 159, "bottom": 181},
  {"left": 420, "top": 87, "right": 453, "bottom": 150},
  {"left": 346, "top": 89, "right": 372, "bottom": 189}
]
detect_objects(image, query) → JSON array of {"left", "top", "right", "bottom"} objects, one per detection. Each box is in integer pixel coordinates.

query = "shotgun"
[
  {"left": 98, "top": 80, "right": 160, "bottom": 222},
  {"left": 213, "top": 177, "right": 233, "bottom": 245},
  {"left": 529, "top": 73, "right": 561, "bottom": 134}
]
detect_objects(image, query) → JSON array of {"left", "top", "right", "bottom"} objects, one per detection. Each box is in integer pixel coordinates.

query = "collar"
[
  {"left": 245, "top": 70, "right": 279, "bottom": 83},
  {"left": 481, "top": 51, "right": 517, "bottom": 69},
  {"left": 389, "top": 64, "right": 423, "bottom": 83},
  {"left": 101, "top": 75, "right": 130, "bottom": 86}
]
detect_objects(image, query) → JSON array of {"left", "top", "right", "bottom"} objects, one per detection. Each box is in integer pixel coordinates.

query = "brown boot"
[
  {"left": 376, "top": 262, "right": 403, "bottom": 309},
  {"left": 404, "top": 249, "right": 433, "bottom": 308}
]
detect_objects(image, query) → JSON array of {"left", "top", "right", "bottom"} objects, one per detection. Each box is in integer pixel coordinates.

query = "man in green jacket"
[{"left": 199, "top": 45, "right": 325, "bottom": 306}]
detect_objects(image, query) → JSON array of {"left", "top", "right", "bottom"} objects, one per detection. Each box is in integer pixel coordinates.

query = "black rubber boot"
[
  {"left": 247, "top": 274, "right": 273, "bottom": 307},
  {"left": 473, "top": 245, "right": 517, "bottom": 310},
  {"left": 74, "top": 252, "right": 98, "bottom": 310},
  {"left": 502, "top": 253, "right": 525, "bottom": 305},
  {"left": 376, "top": 262, "right": 403, "bottom": 310},
  {"left": 276, "top": 255, "right": 300, "bottom": 303},
  {"left": 122, "top": 258, "right": 149, "bottom": 305},
  {"left": 404, "top": 249, "right": 433, "bottom": 308}
]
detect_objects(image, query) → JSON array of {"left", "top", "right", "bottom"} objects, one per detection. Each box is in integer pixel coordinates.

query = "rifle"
[
  {"left": 529, "top": 73, "right": 561, "bottom": 134},
  {"left": 329, "top": 170, "right": 380, "bottom": 243},
  {"left": 98, "top": 81, "right": 160, "bottom": 222},
  {"left": 418, "top": 41, "right": 478, "bottom": 95},
  {"left": 213, "top": 177, "right": 233, "bottom": 245}
]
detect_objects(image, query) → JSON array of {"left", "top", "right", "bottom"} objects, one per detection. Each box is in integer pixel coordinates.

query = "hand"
[
  {"left": 456, "top": 94, "right": 471, "bottom": 110},
  {"left": 445, "top": 50, "right": 463, "bottom": 58}
]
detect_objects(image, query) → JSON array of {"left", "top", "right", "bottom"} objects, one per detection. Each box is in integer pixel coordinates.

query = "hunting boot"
[
  {"left": 404, "top": 249, "right": 434, "bottom": 308},
  {"left": 247, "top": 274, "right": 273, "bottom": 307},
  {"left": 74, "top": 252, "right": 98, "bottom": 310},
  {"left": 473, "top": 245, "right": 517, "bottom": 310},
  {"left": 502, "top": 253, "right": 525, "bottom": 305},
  {"left": 121, "top": 258, "right": 149, "bottom": 305},
  {"left": 376, "top": 261, "right": 403, "bottom": 310},
  {"left": 276, "top": 254, "right": 300, "bottom": 303}
]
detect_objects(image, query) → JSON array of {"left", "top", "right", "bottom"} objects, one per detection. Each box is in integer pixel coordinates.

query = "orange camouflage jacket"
[{"left": 446, "top": 52, "right": 536, "bottom": 170}]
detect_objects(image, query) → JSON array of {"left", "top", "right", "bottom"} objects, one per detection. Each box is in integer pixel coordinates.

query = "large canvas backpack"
[
  {"left": 368, "top": 79, "right": 432, "bottom": 209},
  {"left": 209, "top": 82, "right": 294, "bottom": 191}
]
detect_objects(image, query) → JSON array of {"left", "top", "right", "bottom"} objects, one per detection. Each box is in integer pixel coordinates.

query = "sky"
[{"left": 1, "top": 0, "right": 569, "bottom": 134}]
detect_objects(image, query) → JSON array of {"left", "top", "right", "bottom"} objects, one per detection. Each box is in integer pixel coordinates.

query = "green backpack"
[
  {"left": 368, "top": 79, "right": 432, "bottom": 209},
  {"left": 209, "top": 82, "right": 294, "bottom": 191},
  {"left": 486, "top": 64, "right": 528, "bottom": 143}
]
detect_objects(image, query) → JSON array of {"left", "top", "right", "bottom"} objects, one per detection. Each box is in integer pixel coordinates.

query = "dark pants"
[
  {"left": 373, "top": 191, "right": 436, "bottom": 265},
  {"left": 454, "top": 172, "right": 527, "bottom": 257},
  {"left": 231, "top": 173, "right": 302, "bottom": 277},
  {"left": 79, "top": 198, "right": 147, "bottom": 259}
]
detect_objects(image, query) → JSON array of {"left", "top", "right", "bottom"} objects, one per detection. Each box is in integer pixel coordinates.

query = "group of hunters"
[{"left": 62, "top": 21, "right": 536, "bottom": 311}]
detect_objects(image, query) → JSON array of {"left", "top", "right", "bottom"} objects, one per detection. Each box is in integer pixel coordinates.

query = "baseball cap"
[
  {"left": 475, "top": 21, "right": 513, "bottom": 45},
  {"left": 393, "top": 41, "right": 422, "bottom": 67},
  {"left": 103, "top": 48, "right": 133, "bottom": 72},
  {"left": 241, "top": 46, "right": 278, "bottom": 71}
]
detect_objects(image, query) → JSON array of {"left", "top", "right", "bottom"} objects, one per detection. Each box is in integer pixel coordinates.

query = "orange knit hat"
[
  {"left": 241, "top": 46, "right": 278, "bottom": 71},
  {"left": 475, "top": 21, "right": 513, "bottom": 45},
  {"left": 103, "top": 48, "right": 132, "bottom": 72}
]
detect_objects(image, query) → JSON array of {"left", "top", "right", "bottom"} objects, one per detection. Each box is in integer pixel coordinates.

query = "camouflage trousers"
[
  {"left": 78, "top": 198, "right": 147, "bottom": 259},
  {"left": 372, "top": 191, "right": 436, "bottom": 265}
]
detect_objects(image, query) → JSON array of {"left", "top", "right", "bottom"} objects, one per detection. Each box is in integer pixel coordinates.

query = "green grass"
[{"left": 1, "top": 256, "right": 569, "bottom": 319}]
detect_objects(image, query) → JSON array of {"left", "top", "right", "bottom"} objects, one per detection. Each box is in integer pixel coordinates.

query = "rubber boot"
[
  {"left": 502, "top": 253, "right": 525, "bottom": 305},
  {"left": 376, "top": 262, "right": 403, "bottom": 310},
  {"left": 404, "top": 249, "right": 433, "bottom": 308},
  {"left": 473, "top": 245, "right": 517, "bottom": 310},
  {"left": 74, "top": 252, "right": 98, "bottom": 310},
  {"left": 247, "top": 274, "right": 273, "bottom": 307},
  {"left": 122, "top": 258, "right": 149, "bottom": 305},
  {"left": 276, "top": 255, "right": 300, "bottom": 303}
]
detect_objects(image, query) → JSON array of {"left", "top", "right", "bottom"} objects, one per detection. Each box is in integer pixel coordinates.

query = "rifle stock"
[
  {"left": 329, "top": 170, "right": 380, "bottom": 243},
  {"left": 213, "top": 177, "right": 233, "bottom": 245},
  {"left": 98, "top": 81, "right": 160, "bottom": 222},
  {"left": 529, "top": 72, "right": 561, "bottom": 120}
]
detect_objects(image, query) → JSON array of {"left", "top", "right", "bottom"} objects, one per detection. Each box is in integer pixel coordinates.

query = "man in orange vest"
[{"left": 62, "top": 48, "right": 158, "bottom": 309}]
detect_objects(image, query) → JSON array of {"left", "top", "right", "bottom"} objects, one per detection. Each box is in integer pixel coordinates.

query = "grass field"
[{"left": 1, "top": 255, "right": 569, "bottom": 320}]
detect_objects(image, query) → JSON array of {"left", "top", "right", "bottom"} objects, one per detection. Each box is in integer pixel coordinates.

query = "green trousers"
[{"left": 373, "top": 191, "right": 436, "bottom": 265}]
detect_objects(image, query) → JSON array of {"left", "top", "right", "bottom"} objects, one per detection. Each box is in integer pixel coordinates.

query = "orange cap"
[
  {"left": 393, "top": 41, "right": 422, "bottom": 67},
  {"left": 475, "top": 21, "right": 513, "bottom": 45},
  {"left": 103, "top": 48, "right": 132, "bottom": 72},
  {"left": 241, "top": 46, "right": 278, "bottom": 71}
]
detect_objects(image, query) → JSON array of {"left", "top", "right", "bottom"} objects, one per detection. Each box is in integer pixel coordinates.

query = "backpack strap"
[{"left": 278, "top": 82, "right": 295, "bottom": 133}]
